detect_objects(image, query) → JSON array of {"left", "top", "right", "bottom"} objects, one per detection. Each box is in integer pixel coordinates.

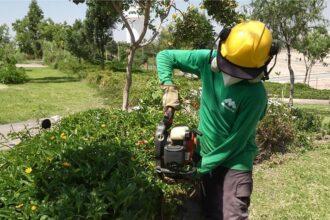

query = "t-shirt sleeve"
[{"left": 156, "top": 49, "right": 211, "bottom": 85}]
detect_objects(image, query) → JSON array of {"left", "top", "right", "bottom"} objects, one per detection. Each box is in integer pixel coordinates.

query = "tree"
[
  {"left": 12, "top": 0, "right": 44, "bottom": 58},
  {"left": 295, "top": 27, "right": 330, "bottom": 85},
  {"left": 73, "top": 0, "right": 174, "bottom": 110},
  {"left": 106, "top": 39, "right": 118, "bottom": 60},
  {"left": 171, "top": 7, "right": 214, "bottom": 49},
  {"left": 39, "top": 19, "right": 69, "bottom": 48},
  {"left": 156, "top": 28, "right": 175, "bottom": 51},
  {"left": 65, "top": 20, "right": 92, "bottom": 62},
  {"left": 84, "top": 1, "right": 118, "bottom": 68},
  {"left": 203, "top": 0, "right": 242, "bottom": 26},
  {"left": 251, "top": 0, "right": 327, "bottom": 106},
  {"left": 0, "top": 24, "right": 10, "bottom": 45}
]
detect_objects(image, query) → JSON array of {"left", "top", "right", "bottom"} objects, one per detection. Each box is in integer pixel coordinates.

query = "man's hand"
[{"left": 161, "top": 85, "right": 180, "bottom": 110}]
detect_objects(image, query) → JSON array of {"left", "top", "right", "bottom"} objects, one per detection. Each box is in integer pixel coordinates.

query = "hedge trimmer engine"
[{"left": 155, "top": 110, "right": 202, "bottom": 179}]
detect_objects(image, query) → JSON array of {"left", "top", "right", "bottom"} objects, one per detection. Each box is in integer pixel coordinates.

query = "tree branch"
[
  {"left": 140, "top": 0, "right": 174, "bottom": 47},
  {"left": 135, "top": 0, "right": 152, "bottom": 45},
  {"left": 111, "top": 2, "right": 136, "bottom": 44}
]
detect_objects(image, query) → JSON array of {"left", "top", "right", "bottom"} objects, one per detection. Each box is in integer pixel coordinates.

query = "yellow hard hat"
[
  {"left": 215, "top": 20, "right": 278, "bottom": 80},
  {"left": 221, "top": 20, "right": 272, "bottom": 68}
]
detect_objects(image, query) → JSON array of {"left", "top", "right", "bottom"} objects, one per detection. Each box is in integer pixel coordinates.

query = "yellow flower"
[
  {"left": 31, "top": 205, "right": 37, "bottom": 211},
  {"left": 60, "top": 132, "right": 67, "bottom": 140},
  {"left": 50, "top": 135, "right": 55, "bottom": 140},
  {"left": 172, "top": 13, "right": 177, "bottom": 19},
  {"left": 101, "top": 124, "right": 106, "bottom": 128},
  {"left": 15, "top": 203, "right": 24, "bottom": 209},
  {"left": 25, "top": 167, "right": 32, "bottom": 174},
  {"left": 62, "top": 162, "right": 71, "bottom": 168}
]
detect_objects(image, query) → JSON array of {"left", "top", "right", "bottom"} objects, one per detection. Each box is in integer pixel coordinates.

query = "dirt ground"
[{"left": 268, "top": 50, "right": 330, "bottom": 89}]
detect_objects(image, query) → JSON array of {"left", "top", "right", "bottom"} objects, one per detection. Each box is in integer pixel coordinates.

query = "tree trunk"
[
  {"left": 307, "top": 67, "right": 312, "bottom": 85},
  {"left": 286, "top": 45, "right": 295, "bottom": 107},
  {"left": 303, "top": 70, "right": 308, "bottom": 84},
  {"left": 117, "top": 44, "right": 120, "bottom": 61},
  {"left": 303, "top": 56, "right": 309, "bottom": 84},
  {"left": 122, "top": 47, "right": 136, "bottom": 110},
  {"left": 101, "top": 48, "right": 105, "bottom": 70}
]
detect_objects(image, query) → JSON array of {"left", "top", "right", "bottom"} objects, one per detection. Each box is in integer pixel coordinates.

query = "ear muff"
[
  {"left": 263, "top": 41, "right": 280, "bottom": 80},
  {"left": 208, "top": 27, "right": 232, "bottom": 64},
  {"left": 219, "top": 27, "right": 231, "bottom": 43},
  {"left": 269, "top": 41, "right": 279, "bottom": 56}
]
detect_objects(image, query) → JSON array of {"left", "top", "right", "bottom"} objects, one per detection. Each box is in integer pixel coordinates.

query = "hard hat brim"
[{"left": 217, "top": 53, "right": 266, "bottom": 80}]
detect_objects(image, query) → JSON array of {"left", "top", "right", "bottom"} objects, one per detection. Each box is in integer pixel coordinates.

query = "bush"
[
  {"left": 0, "top": 43, "right": 27, "bottom": 84},
  {"left": 42, "top": 41, "right": 86, "bottom": 79},
  {"left": 0, "top": 64, "right": 27, "bottom": 84},
  {"left": 105, "top": 60, "right": 143, "bottom": 73},
  {"left": 291, "top": 107, "right": 322, "bottom": 132},
  {"left": 256, "top": 101, "right": 295, "bottom": 162},
  {"left": 86, "top": 70, "right": 120, "bottom": 90},
  {"left": 13, "top": 51, "right": 27, "bottom": 64},
  {"left": 0, "top": 108, "right": 197, "bottom": 219},
  {"left": 255, "top": 100, "right": 322, "bottom": 162}
]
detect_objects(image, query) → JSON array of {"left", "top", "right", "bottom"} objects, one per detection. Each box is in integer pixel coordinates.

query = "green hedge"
[
  {"left": 265, "top": 82, "right": 330, "bottom": 100},
  {"left": 0, "top": 108, "right": 196, "bottom": 219}
]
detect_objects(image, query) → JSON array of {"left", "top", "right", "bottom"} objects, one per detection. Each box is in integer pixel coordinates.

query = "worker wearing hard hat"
[{"left": 156, "top": 20, "right": 279, "bottom": 219}]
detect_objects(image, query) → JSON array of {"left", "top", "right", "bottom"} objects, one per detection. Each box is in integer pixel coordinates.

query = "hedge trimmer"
[{"left": 154, "top": 108, "right": 202, "bottom": 180}]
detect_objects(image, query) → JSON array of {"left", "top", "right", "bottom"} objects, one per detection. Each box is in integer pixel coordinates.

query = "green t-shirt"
[{"left": 156, "top": 49, "right": 267, "bottom": 174}]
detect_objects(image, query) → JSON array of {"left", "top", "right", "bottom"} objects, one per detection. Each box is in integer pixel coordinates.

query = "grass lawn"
[
  {"left": 296, "top": 104, "right": 330, "bottom": 125},
  {"left": 0, "top": 68, "right": 105, "bottom": 124},
  {"left": 251, "top": 143, "right": 330, "bottom": 219}
]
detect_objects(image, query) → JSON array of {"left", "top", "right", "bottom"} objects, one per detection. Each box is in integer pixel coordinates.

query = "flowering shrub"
[{"left": 0, "top": 108, "right": 197, "bottom": 219}]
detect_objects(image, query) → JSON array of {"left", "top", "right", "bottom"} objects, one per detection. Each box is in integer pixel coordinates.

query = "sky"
[{"left": 0, "top": 0, "right": 328, "bottom": 41}]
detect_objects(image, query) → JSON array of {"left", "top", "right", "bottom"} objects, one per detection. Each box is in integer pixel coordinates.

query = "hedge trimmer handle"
[{"left": 163, "top": 107, "right": 175, "bottom": 129}]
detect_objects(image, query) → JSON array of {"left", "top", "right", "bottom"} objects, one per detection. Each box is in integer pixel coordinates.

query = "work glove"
[{"left": 161, "top": 85, "right": 180, "bottom": 110}]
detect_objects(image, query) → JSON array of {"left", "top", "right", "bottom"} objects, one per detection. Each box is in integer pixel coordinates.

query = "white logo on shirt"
[{"left": 221, "top": 98, "right": 237, "bottom": 112}]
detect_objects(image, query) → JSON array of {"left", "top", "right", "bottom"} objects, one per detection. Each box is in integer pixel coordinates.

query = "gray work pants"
[{"left": 201, "top": 166, "right": 253, "bottom": 220}]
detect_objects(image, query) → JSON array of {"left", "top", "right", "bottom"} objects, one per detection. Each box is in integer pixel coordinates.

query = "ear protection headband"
[{"left": 209, "top": 26, "right": 280, "bottom": 80}]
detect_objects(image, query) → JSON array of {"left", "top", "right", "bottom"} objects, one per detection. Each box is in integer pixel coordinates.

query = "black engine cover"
[{"left": 164, "top": 145, "right": 185, "bottom": 169}]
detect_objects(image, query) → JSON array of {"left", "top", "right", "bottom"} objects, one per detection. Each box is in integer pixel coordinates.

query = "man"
[{"left": 156, "top": 20, "right": 278, "bottom": 219}]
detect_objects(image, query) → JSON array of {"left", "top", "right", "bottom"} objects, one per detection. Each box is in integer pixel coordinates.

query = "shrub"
[
  {"left": 0, "top": 108, "right": 197, "bottom": 219},
  {"left": 86, "top": 70, "right": 120, "bottom": 90},
  {"left": 291, "top": 107, "right": 322, "bottom": 132},
  {"left": 291, "top": 132, "right": 313, "bottom": 152},
  {"left": 42, "top": 41, "right": 86, "bottom": 79},
  {"left": 13, "top": 51, "right": 27, "bottom": 64},
  {"left": 0, "top": 43, "right": 27, "bottom": 84},
  {"left": 256, "top": 101, "right": 295, "bottom": 162},
  {"left": 0, "top": 64, "right": 27, "bottom": 84},
  {"left": 105, "top": 60, "right": 142, "bottom": 73}
]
